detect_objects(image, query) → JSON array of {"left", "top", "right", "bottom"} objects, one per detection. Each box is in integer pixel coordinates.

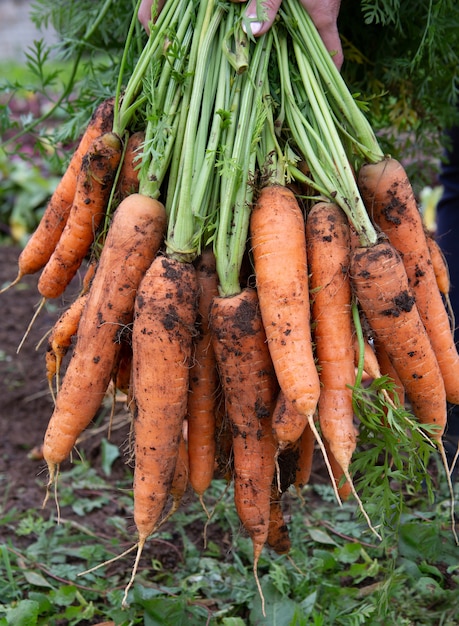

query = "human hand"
[
  {"left": 138, "top": 0, "right": 343, "bottom": 70},
  {"left": 138, "top": 0, "right": 165, "bottom": 33},
  {"left": 237, "top": 0, "right": 343, "bottom": 69}
]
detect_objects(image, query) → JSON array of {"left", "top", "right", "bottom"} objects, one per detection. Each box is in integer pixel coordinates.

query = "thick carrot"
[
  {"left": 351, "top": 241, "right": 447, "bottom": 439},
  {"left": 358, "top": 158, "right": 459, "bottom": 404},
  {"left": 250, "top": 185, "right": 320, "bottom": 445},
  {"left": 210, "top": 288, "right": 278, "bottom": 611},
  {"left": 116, "top": 130, "right": 145, "bottom": 200},
  {"left": 1, "top": 98, "right": 114, "bottom": 291},
  {"left": 38, "top": 132, "right": 123, "bottom": 300},
  {"left": 129, "top": 255, "right": 197, "bottom": 581},
  {"left": 187, "top": 249, "right": 219, "bottom": 503},
  {"left": 42, "top": 193, "right": 167, "bottom": 483},
  {"left": 306, "top": 202, "right": 356, "bottom": 502}
]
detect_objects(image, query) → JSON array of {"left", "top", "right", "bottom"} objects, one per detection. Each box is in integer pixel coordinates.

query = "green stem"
[
  {"left": 215, "top": 30, "right": 273, "bottom": 296},
  {"left": 166, "top": 1, "right": 225, "bottom": 262},
  {"left": 116, "top": 0, "right": 188, "bottom": 136},
  {"left": 274, "top": 29, "right": 377, "bottom": 247},
  {"left": 281, "top": 0, "right": 384, "bottom": 164}
]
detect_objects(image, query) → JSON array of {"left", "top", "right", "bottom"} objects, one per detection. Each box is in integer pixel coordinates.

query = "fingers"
[
  {"left": 138, "top": 0, "right": 166, "bottom": 34},
  {"left": 243, "top": 0, "right": 282, "bottom": 36},
  {"left": 299, "top": 0, "right": 343, "bottom": 69}
]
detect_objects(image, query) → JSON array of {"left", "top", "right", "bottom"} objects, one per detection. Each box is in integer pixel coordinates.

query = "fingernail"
[{"left": 242, "top": 20, "right": 263, "bottom": 36}]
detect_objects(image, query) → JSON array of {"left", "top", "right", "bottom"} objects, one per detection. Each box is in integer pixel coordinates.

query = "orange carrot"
[
  {"left": 267, "top": 485, "right": 291, "bottom": 555},
  {"left": 351, "top": 240, "right": 447, "bottom": 439},
  {"left": 1, "top": 98, "right": 114, "bottom": 291},
  {"left": 210, "top": 288, "right": 278, "bottom": 613},
  {"left": 112, "top": 339, "right": 132, "bottom": 396},
  {"left": 38, "top": 132, "right": 123, "bottom": 300},
  {"left": 187, "top": 249, "right": 219, "bottom": 503},
  {"left": 42, "top": 193, "right": 167, "bottom": 484},
  {"left": 46, "top": 291, "right": 89, "bottom": 394},
  {"left": 426, "top": 233, "right": 450, "bottom": 296},
  {"left": 293, "top": 419, "right": 315, "bottom": 492},
  {"left": 127, "top": 256, "right": 197, "bottom": 596},
  {"left": 358, "top": 157, "right": 459, "bottom": 405},
  {"left": 306, "top": 202, "right": 356, "bottom": 502},
  {"left": 373, "top": 337, "right": 405, "bottom": 407},
  {"left": 250, "top": 185, "right": 320, "bottom": 445},
  {"left": 116, "top": 130, "right": 145, "bottom": 200}
]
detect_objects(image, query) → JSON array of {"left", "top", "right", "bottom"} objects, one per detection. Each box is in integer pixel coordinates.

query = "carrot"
[
  {"left": 166, "top": 430, "right": 190, "bottom": 522},
  {"left": 358, "top": 157, "right": 459, "bottom": 405},
  {"left": 210, "top": 287, "right": 278, "bottom": 614},
  {"left": 124, "top": 256, "right": 197, "bottom": 604},
  {"left": 250, "top": 185, "right": 320, "bottom": 445},
  {"left": 46, "top": 292, "right": 89, "bottom": 395},
  {"left": 351, "top": 241, "right": 447, "bottom": 439},
  {"left": 112, "top": 338, "right": 132, "bottom": 396},
  {"left": 426, "top": 233, "right": 450, "bottom": 296},
  {"left": 1, "top": 98, "right": 115, "bottom": 292},
  {"left": 267, "top": 485, "right": 291, "bottom": 555},
  {"left": 373, "top": 337, "right": 405, "bottom": 407},
  {"left": 116, "top": 130, "right": 145, "bottom": 200},
  {"left": 187, "top": 249, "right": 219, "bottom": 507},
  {"left": 42, "top": 193, "right": 167, "bottom": 485},
  {"left": 38, "top": 132, "right": 123, "bottom": 301},
  {"left": 306, "top": 202, "right": 357, "bottom": 504},
  {"left": 293, "top": 420, "right": 315, "bottom": 492}
]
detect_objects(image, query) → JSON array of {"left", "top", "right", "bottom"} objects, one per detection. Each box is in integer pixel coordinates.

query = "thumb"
[{"left": 243, "top": 0, "right": 283, "bottom": 36}]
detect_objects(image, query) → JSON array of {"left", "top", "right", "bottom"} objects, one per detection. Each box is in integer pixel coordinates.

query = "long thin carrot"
[
  {"left": 250, "top": 184, "right": 320, "bottom": 445},
  {"left": 210, "top": 287, "right": 278, "bottom": 615},
  {"left": 1, "top": 98, "right": 115, "bottom": 293},
  {"left": 306, "top": 202, "right": 359, "bottom": 505},
  {"left": 187, "top": 249, "right": 219, "bottom": 506},
  {"left": 46, "top": 291, "right": 90, "bottom": 396},
  {"left": 38, "top": 132, "right": 123, "bottom": 301},
  {"left": 42, "top": 193, "right": 167, "bottom": 485},
  {"left": 358, "top": 157, "right": 459, "bottom": 405}
]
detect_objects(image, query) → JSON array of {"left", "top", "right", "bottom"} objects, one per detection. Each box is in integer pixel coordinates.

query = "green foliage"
[
  {"left": 1, "top": 450, "right": 459, "bottom": 625},
  {"left": 340, "top": 0, "right": 459, "bottom": 188}
]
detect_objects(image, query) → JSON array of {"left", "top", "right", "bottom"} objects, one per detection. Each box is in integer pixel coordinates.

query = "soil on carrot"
[
  {"left": 0, "top": 243, "right": 331, "bottom": 573},
  {"left": 0, "top": 245, "right": 186, "bottom": 566}
]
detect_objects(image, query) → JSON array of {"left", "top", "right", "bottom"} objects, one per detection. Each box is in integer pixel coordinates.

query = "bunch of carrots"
[{"left": 3, "top": 0, "right": 459, "bottom": 612}]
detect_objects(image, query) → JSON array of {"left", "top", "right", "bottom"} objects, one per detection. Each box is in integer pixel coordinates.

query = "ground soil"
[{"left": 0, "top": 245, "right": 138, "bottom": 535}]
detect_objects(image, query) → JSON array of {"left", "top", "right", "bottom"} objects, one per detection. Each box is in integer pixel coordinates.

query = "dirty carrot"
[
  {"left": 351, "top": 240, "right": 447, "bottom": 438},
  {"left": 210, "top": 287, "right": 278, "bottom": 616},
  {"left": 187, "top": 248, "right": 219, "bottom": 507},
  {"left": 116, "top": 130, "right": 145, "bottom": 200},
  {"left": 250, "top": 185, "right": 320, "bottom": 444},
  {"left": 0, "top": 98, "right": 114, "bottom": 293},
  {"left": 42, "top": 193, "right": 167, "bottom": 487},
  {"left": 38, "top": 131, "right": 123, "bottom": 301},
  {"left": 46, "top": 292, "right": 89, "bottom": 396},
  {"left": 267, "top": 484, "right": 291, "bottom": 555},
  {"left": 306, "top": 202, "right": 360, "bottom": 506},
  {"left": 125, "top": 255, "right": 197, "bottom": 605},
  {"left": 358, "top": 157, "right": 459, "bottom": 405}
]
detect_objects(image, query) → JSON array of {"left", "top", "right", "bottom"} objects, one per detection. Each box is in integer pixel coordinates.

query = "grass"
[{"left": 1, "top": 441, "right": 458, "bottom": 626}]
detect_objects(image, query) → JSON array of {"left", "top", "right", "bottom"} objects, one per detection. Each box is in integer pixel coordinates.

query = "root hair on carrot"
[{"left": 17, "top": 297, "right": 46, "bottom": 354}]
